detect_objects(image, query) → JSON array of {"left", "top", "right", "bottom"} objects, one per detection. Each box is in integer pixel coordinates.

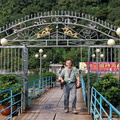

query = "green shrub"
[
  {"left": 82, "top": 72, "right": 98, "bottom": 86},
  {"left": 42, "top": 72, "right": 57, "bottom": 82},
  {"left": 0, "top": 74, "right": 19, "bottom": 84},
  {"left": 0, "top": 74, "right": 21, "bottom": 105},
  {"left": 93, "top": 73, "right": 120, "bottom": 107},
  {"left": 32, "top": 68, "right": 39, "bottom": 74}
]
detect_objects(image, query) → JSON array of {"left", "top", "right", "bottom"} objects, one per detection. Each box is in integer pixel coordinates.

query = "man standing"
[{"left": 60, "top": 59, "right": 81, "bottom": 114}]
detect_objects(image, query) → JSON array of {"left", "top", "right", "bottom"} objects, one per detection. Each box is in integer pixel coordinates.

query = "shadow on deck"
[{"left": 15, "top": 84, "right": 92, "bottom": 120}]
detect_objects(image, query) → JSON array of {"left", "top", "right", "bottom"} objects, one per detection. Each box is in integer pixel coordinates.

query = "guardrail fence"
[
  {"left": 81, "top": 76, "right": 120, "bottom": 120},
  {"left": 0, "top": 76, "right": 54, "bottom": 120},
  {"left": 28, "top": 76, "right": 53, "bottom": 105},
  {"left": 0, "top": 85, "right": 22, "bottom": 120},
  {"left": 91, "top": 86, "right": 120, "bottom": 120}
]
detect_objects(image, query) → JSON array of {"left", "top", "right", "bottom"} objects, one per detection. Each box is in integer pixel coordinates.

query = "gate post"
[
  {"left": 22, "top": 44, "right": 28, "bottom": 111},
  {"left": 87, "top": 46, "right": 91, "bottom": 114},
  {"left": 118, "top": 47, "right": 120, "bottom": 83}
]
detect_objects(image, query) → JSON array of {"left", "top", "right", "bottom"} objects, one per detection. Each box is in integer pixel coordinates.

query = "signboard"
[{"left": 79, "top": 62, "right": 119, "bottom": 72}]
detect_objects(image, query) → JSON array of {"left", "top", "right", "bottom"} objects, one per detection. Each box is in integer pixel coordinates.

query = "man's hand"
[
  {"left": 61, "top": 79, "right": 64, "bottom": 83},
  {"left": 76, "top": 82, "right": 80, "bottom": 88},
  {"left": 76, "top": 76, "right": 81, "bottom": 88},
  {"left": 60, "top": 76, "right": 64, "bottom": 83}
]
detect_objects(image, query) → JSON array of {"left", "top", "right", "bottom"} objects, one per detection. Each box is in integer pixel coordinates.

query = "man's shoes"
[
  {"left": 72, "top": 109, "right": 78, "bottom": 114},
  {"left": 64, "top": 109, "right": 69, "bottom": 113}
]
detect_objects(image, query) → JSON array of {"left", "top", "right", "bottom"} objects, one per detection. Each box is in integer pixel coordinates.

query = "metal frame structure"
[
  {"left": 0, "top": 11, "right": 119, "bottom": 47},
  {"left": 0, "top": 85, "right": 22, "bottom": 120},
  {"left": 91, "top": 86, "right": 120, "bottom": 120},
  {"left": 28, "top": 76, "right": 52, "bottom": 105},
  {"left": 87, "top": 45, "right": 120, "bottom": 115},
  {"left": 0, "top": 75, "right": 53, "bottom": 120},
  {"left": 0, "top": 11, "right": 120, "bottom": 115},
  {"left": 0, "top": 45, "right": 28, "bottom": 112},
  {"left": 0, "top": 46, "right": 24, "bottom": 74}
]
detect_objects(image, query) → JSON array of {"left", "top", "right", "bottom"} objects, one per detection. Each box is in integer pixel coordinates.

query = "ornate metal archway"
[
  {"left": 0, "top": 11, "right": 119, "bottom": 47},
  {"left": 0, "top": 11, "right": 120, "bottom": 112}
]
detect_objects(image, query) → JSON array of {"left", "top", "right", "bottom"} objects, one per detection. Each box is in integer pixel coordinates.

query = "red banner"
[{"left": 79, "top": 62, "right": 119, "bottom": 72}]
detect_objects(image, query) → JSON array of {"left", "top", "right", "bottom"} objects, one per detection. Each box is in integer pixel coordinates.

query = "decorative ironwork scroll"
[{"left": 0, "top": 11, "right": 118, "bottom": 47}]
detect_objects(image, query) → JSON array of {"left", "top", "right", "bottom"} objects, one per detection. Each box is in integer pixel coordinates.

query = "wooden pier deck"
[{"left": 15, "top": 84, "right": 92, "bottom": 120}]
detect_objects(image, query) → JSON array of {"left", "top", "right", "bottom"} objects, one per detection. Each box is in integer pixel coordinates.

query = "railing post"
[
  {"left": 10, "top": 90, "right": 13, "bottom": 119},
  {"left": 81, "top": 76, "right": 87, "bottom": 106},
  {"left": 51, "top": 76, "right": 53, "bottom": 87},
  {"left": 22, "top": 44, "right": 28, "bottom": 111},
  {"left": 100, "top": 96, "right": 102, "bottom": 117},
  {"left": 87, "top": 46, "right": 91, "bottom": 114},
  {"left": 90, "top": 87, "right": 93, "bottom": 114},
  {"left": 33, "top": 81, "right": 35, "bottom": 96},
  {"left": 42, "top": 78, "right": 44, "bottom": 91},
  {"left": 47, "top": 76, "right": 49, "bottom": 89},
  {"left": 46, "top": 77, "right": 48, "bottom": 89},
  {"left": 50, "top": 76, "right": 52, "bottom": 88},
  {"left": 49, "top": 76, "right": 51, "bottom": 88},
  {"left": 41, "top": 78, "right": 42, "bottom": 90},
  {"left": 108, "top": 107, "right": 112, "bottom": 119},
  {"left": 118, "top": 47, "right": 120, "bottom": 111},
  {"left": 94, "top": 89, "right": 97, "bottom": 115},
  {"left": 38, "top": 78, "right": 40, "bottom": 92}
]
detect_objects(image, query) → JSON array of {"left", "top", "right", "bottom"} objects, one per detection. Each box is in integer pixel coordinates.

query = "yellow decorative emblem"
[
  {"left": 62, "top": 27, "right": 78, "bottom": 37},
  {"left": 36, "top": 28, "right": 52, "bottom": 38}
]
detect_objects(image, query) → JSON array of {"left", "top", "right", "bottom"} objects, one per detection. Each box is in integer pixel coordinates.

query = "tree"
[{"left": 95, "top": 8, "right": 109, "bottom": 20}]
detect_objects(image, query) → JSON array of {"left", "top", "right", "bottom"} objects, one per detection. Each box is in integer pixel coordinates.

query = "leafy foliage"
[
  {"left": 0, "top": 74, "right": 21, "bottom": 105},
  {"left": 0, "top": 74, "right": 19, "bottom": 84},
  {"left": 0, "top": 0, "right": 119, "bottom": 26},
  {"left": 0, "top": 0, "right": 120, "bottom": 72},
  {"left": 82, "top": 72, "right": 98, "bottom": 86},
  {"left": 93, "top": 73, "right": 120, "bottom": 107},
  {"left": 42, "top": 72, "right": 57, "bottom": 82}
]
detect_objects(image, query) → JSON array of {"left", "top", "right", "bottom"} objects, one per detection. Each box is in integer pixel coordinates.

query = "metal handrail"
[
  {"left": 0, "top": 76, "right": 53, "bottom": 120},
  {"left": 91, "top": 86, "right": 120, "bottom": 120},
  {"left": 81, "top": 76, "right": 87, "bottom": 106},
  {"left": 0, "top": 85, "right": 22, "bottom": 120},
  {"left": 28, "top": 76, "right": 53, "bottom": 104}
]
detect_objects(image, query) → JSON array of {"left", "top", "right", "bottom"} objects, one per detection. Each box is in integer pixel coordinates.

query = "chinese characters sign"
[{"left": 79, "top": 62, "right": 119, "bottom": 71}]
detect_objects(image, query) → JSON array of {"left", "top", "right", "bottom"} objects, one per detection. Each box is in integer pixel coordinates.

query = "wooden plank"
[
  {"left": 14, "top": 112, "right": 28, "bottom": 120},
  {"left": 15, "top": 90, "right": 53, "bottom": 119},
  {"left": 55, "top": 113, "right": 92, "bottom": 120},
  {"left": 25, "top": 88, "right": 59, "bottom": 112},
  {"left": 21, "top": 113, "right": 35, "bottom": 120},
  {"left": 25, "top": 87, "right": 63, "bottom": 120},
  {"left": 15, "top": 87, "right": 61, "bottom": 120},
  {"left": 35, "top": 113, "right": 55, "bottom": 120},
  {"left": 15, "top": 85, "right": 93, "bottom": 120}
]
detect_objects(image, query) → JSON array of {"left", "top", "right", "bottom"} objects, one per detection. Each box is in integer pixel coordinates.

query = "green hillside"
[
  {"left": 0, "top": 0, "right": 120, "bottom": 72},
  {"left": 0, "top": 0, "right": 120, "bottom": 26}
]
